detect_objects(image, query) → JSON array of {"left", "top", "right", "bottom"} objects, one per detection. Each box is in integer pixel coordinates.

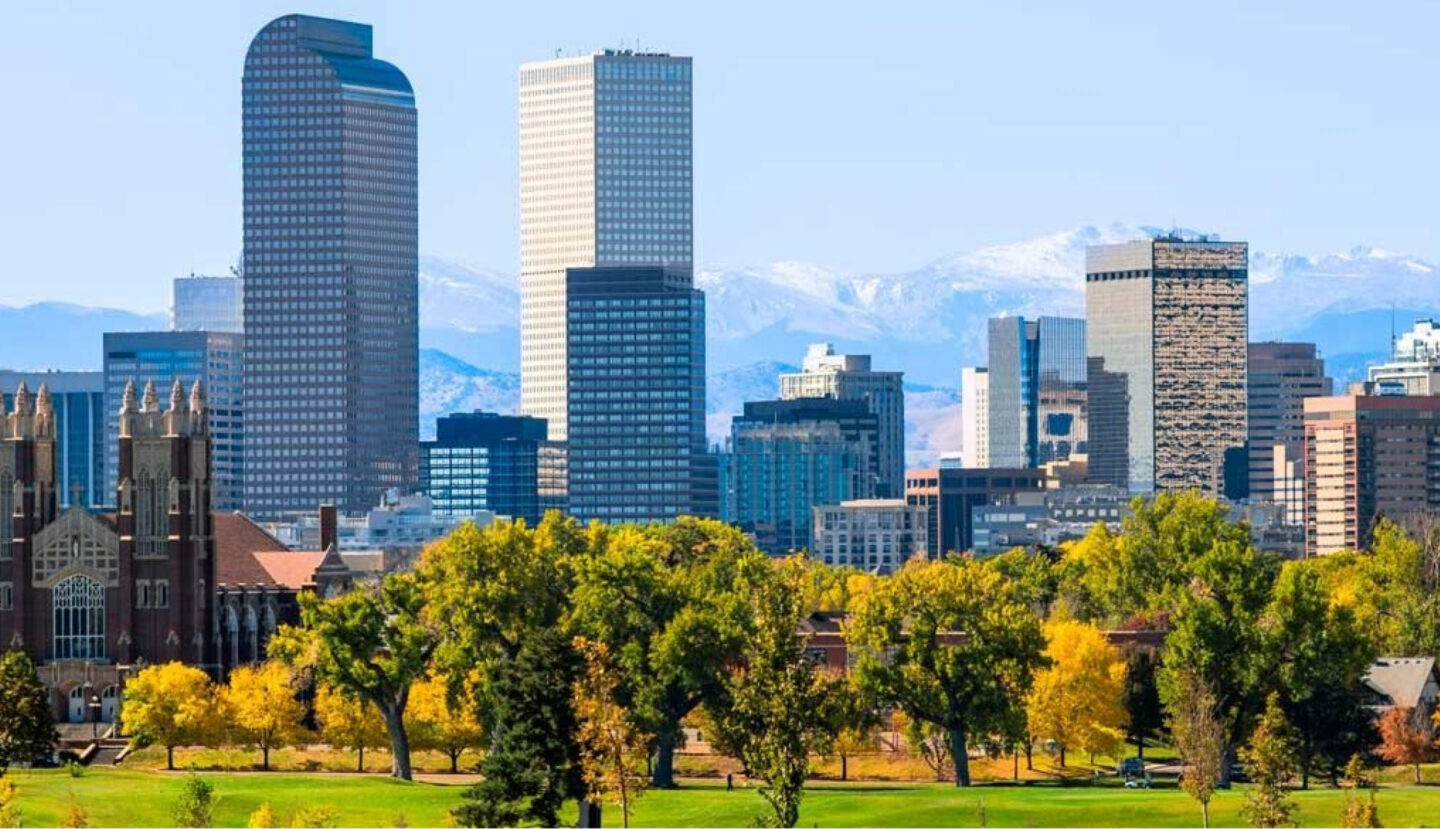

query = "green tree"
[
  {"left": 1121, "top": 645, "right": 1164, "bottom": 760},
  {"left": 1365, "top": 518, "right": 1440, "bottom": 656},
  {"left": 121, "top": 662, "right": 222, "bottom": 770},
  {"left": 568, "top": 518, "right": 756, "bottom": 787},
  {"left": 1241, "top": 694, "right": 1298, "bottom": 829},
  {"left": 828, "top": 681, "right": 880, "bottom": 782},
  {"left": 0, "top": 651, "right": 58, "bottom": 771},
  {"left": 269, "top": 572, "right": 434, "bottom": 780},
  {"left": 1264, "top": 561, "right": 1379, "bottom": 787},
  {"left": 171, "top": 772, "right": 215, "bottom": 829},
  {"left": 1169, "top": 669, "right": 1225, "bottom": 829},
  {"left": 1158, "top": 535, "right": 1279, "bottom": 786},
  {"left": 847, "top": 557, "right": 1046, "bottom": 786},
  {"left": 707, "top": 556, "right": 843, "bottom": 828},
  {"left": 454, "top": 628, "right": 584, "bottom": 828}
]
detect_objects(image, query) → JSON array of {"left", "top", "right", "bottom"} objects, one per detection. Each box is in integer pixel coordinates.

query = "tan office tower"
[
  {"left": 518, "top": 50, "right": 693, "bottom": 440},
  {"left": 1086, "top": 238, "right": 1248, "bottom": 495}
]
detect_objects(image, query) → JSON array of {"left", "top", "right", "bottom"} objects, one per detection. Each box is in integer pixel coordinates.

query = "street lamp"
[{"left": 88, "top": 694, "right": 101, "bottom": 740}]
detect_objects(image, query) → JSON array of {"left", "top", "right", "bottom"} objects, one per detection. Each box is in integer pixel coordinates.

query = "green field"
[{"left": 4, "top": 768, "right": 1440, "bottom": 827}]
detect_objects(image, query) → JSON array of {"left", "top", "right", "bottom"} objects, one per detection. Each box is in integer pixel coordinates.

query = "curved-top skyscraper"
[{"left": 241, "top": 14, "right": 418, "bottom": 518}]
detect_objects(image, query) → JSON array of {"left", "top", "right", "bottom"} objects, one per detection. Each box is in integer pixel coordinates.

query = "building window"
[
  {"left": 136, "top": 579, "right": 151, "bottom": 608},
  {"left": 155, "top": 580, "right": 169, "bottom": 609},
  {"left": 0, "top": 472, "right": 11, "bottom": 559},
  {"left": 53, "top": 574, "right": 105, "bottom": 660},
  {"left": 0, "top": 581, "right": 12, "bottom": 610},
  {"left": 136, "top": 472, "right": 168, "bottom": 558}
]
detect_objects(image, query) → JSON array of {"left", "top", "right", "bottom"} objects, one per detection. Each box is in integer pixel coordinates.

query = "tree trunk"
[
  {"left": 450, "top": 750, "right": 459, "bottom": 773},
  {"left": 167, "top": 745, "right": 175, "bottom": 771},
  {"left": 358, "top": 746, "right": 364, "bottom": 773},
  {"left": 1059, "top": 744, "right": 1066, "bottom": 768},
  {"left": 948, "top": 726, "right": 971, "bottom": 787},
  {"left": 262, "top": 745, "right": 270, "bottom": 771},
  {"left": 1136, "top": 736, "right": 1144, "bottom": 761},
  {"left": 382, "top": 704, "right": 413, "bottom": 781},
  {"left": 653, "top": 729, "right": 678, "bottom": 789},
  {"left": 841, "top": 754, "right": 848, "bottom": 782},
  {"left": 1300, "top": 734, "right": 1311, "bottom": 790},
  {"left": 1218, "top": 746, "right": 1234, "bottom": 789},
  {"left": 1025, "top": 738, "right": 1033, "bottom": 771},
  {"left": 1201, "top": 799, "right": 1210, "bottom": 829},
  {"left": 1415, "top": 762, "right": 1422, "bottom": 785},
  {"left": 1012, "top": 748, "right": 1019, "bottom": 781}
]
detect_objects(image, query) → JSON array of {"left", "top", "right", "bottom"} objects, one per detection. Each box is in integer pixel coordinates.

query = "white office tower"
[
  {"left": 518, "top": 50, "right": 693, "bottom": 440},
  {"left": 961, "top": 367, "right": 990, "bottom": 467}
]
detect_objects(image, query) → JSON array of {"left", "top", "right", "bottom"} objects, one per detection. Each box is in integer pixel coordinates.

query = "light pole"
[{"left": 88, "top": 694, "right": 101, "bottom": 740}]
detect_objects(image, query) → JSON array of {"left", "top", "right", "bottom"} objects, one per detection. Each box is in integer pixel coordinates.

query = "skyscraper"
[
  {"left": 173, "top": 274, "right": 242, "bottom": 333},
  {"left": 780, "top": 344, "right": 905, "bottom": 498},
  {"left": 0, "top": 371, "right": 105, "bottom": 509},
  {"left": 1247, "top": 342, "right": 1329, "bottom": 521},
  {"left": 420, "top": 411, "right": 567, "bottom": 525},
  {"left": 960, "top": 367, "right": 989, "bottom": 468},
  {"left": 986, "top": 316, "right": 1087, "bottom": 468},
  {"left": 519, "top": 50, "right": 693, "bottom": 441},
  {"left": 1086, "top": 238, "right": 1248, "bottom": 495},
  {"left": 242, "top": 15, "right": 418, "bottom": 518},
  {"left": 565, "top": 266, "right": 712, "bottom": 522}
]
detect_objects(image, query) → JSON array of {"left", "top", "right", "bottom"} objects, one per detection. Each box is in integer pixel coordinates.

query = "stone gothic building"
[{"left": 0, "top": 378, "right": 214, "bottom": 723}]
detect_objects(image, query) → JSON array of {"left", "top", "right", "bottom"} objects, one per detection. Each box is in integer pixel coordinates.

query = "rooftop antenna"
[{"left": 1391, "top": 302, "right": 1397, "bottom": 359}]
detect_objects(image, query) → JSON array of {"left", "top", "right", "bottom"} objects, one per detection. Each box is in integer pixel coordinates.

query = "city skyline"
[{"left": 4, "top": 1, "right": 1440, "bottom": 312}]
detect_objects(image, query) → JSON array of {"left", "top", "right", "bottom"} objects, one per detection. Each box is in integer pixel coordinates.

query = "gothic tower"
[{"left": 0, "top": 382, "right": 59, "bottom": 657}]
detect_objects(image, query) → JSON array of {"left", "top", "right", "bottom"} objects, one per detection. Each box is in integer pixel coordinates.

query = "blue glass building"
[
  {"left": 419, "top": 412, "right": 567, "bottom": 525},
  {"left": 987, "top": 316, "right": 1087, "bottom": 468},
  {"left": 0, "top": 371, "right": 105, "bottom": 509},
  {"left": 242, "top": 15, "right": 418, "bottom": 517}
]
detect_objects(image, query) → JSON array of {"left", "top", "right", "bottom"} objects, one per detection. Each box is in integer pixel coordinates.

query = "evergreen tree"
[{"left": 0, "top": 651, "right": 58, "bottom": 771}]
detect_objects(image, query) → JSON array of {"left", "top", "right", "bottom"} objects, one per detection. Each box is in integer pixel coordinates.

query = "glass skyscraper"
[
  {"left": 519, "top": 50, "right": 693, "bottom": 441},
  {"left": 565, "top": 266, "right": 713, "bottom": 523},
  {"left": 0, "top": 371, "right": 105, "bottom": 509},
  {"left": 173, "top": 275, "right": 242, "bottom": 333},
  {"left": 986, "top": 316, "right": 1087, "bottom": 468},
  {"left": 420, "top": 411, "right": 567, "bottom": 525},
  {"left": 1086, "top": 238, "right": 1248, "bottom": 494},
  {"left": 242, "top": 15, "right": 418, "bottom": 518}
]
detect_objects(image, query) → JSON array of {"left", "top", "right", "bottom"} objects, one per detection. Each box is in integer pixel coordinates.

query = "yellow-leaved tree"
[
  {"left": 313, "top": 683, "right": 389, "bottom": 772},
  {"left": 573, "top": 637, "right": 651, "bottom": 828},
  {"left": 1025, "top": 619, "right": 1128, "bottom": 767},
  {"left": 406, "top": 677, "right": 485, "bottom": 773},
  {"left": 225, "top": 661, "right": 306, "bottom": 770},
  {"left": 121, "top": 662, "right": 224, "bottom": 770}
]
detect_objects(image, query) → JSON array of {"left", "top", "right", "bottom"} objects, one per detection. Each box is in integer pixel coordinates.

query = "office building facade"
[
  {"left": 242, "top": 15, "right": 419, "bottom": 517},
  {"left": 780, "top": 344, "right": 904, "bottom": 498},
  {"left": 566, "top": 266, "right": 712, "bottom": 523},
  {"left": 103, "top": 332, "right": 243, "bottom": 511},
  {"left": 1086, "top": 238, "right": 1248, "bottom": 495},
  {"left": 986, "top": 316, "right": 1087, "bottom": 468},
  {"left": 960, "top": 367, "right": 989, "bottom": 468},
  {"left": 173, "top": 275, "right": 243, "bottom": 333},
  {"left": 419, "top": 411, "right": 566, "bottom": 525},
  {"left": 0, "top": 372, "right": 105, "bottom": 509},
  {"left": 811, "top": 499, "right": 928, "bottom": 574},
  {"left": 731, "top": 398, "right": 880, "bottom": 556},
  {"left": 905, "top": 466, "right": 1047, "bottom": 557},
  {"left": 1247, "top": 342, "right": 1329, "bottom": 520},
  {"left": 519, "top": 50, "right": 693, "bottom": 441},
  {"left": 1304, "top": 395, "right": 1440, "bottom": 556}
]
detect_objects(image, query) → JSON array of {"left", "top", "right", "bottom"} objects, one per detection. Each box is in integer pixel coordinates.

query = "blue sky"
[{"left": 2, "top": 1, "right": 1437, "bottom": 311}]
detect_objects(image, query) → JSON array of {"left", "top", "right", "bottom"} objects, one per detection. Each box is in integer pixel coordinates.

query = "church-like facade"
[{"left": 0, "top": 378, "right": 214, "bottom": 723}]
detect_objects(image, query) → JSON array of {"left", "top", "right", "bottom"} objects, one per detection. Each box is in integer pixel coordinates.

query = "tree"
[
  {"left": 1264, "top": 561, "right": 1379, "bottom": 787},
  {"left": 1121, "top": 645, "right": 1163, "bottom": 760},
  {"left": 1376, "top": 706, "right": 1435, "bottom": 784},
  {"left": 1169, "top": 669, "right": 1226, "bottom": 829},
  {"left": 225, "top": 661, "right": 305, "bottom": 771},
  {"left": 892, "top": 710, "right": 952, "bottom": 782},
  {"left": 407, "top": 677, "right": 486, "bottom": 773},
  {"left": 1241, "top": 694, "right": 1298, "bottom": 829},
  {"left": 171, "top": 772, "right": 215, "bottom": 829},
  {"left": 0, "top": 777, "right": 21, "bottom": 829},
  {"left": 313, "top": 684, "right": 389, "bottom": 772},
  {"left": 121, "top": 662, "right": 221, "bottom": 770},
  {"left": 828, "top": 685, "right": 880, "bottom": 782},
  {"left": 568, "top": 519, "right": 756, "bottom": 788},
  {"left": 573, "top": 638, "right": 651, "bottom": 829},
  {"left": 1025, "top": 620, "right": 1128, "bottom": 767},
  {"left": 1365, "top": 517, "right": 1440, "bottom": 656},
  {"left": 247, "top": 803, "right": 277, "bottom": 829},
  {"left": 1339, "top": 755, "right": 1381, "bottom": 829},
  {"left": 454, "top": 628, "right": 584, "bottom": 829},
  {"left": 707, "top": 556, "right": 843, "bottom": 828},
  {"left": 1158, "top": 536, "right": 1279, "bottom": 786},
  {"left": 270, "top": 572, "right": 434, "bottom": 780},
  {"left": 0, "top": 651, "right": 58, "bottom": 771},
  {"left": 847, "top": 557, "right": 1046, "bottom": 786}
]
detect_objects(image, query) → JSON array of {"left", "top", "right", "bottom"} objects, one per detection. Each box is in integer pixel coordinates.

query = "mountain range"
[{"left": 4, "top": 224, "right": 1436, "bottom": 465}]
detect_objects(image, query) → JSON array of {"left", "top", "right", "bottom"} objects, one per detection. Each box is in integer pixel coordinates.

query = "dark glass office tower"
[
  {"left": 565, "top": 266, "right": 713, "bottom": 523},
  {"left": 987, "top": 316, "right": 1087, "bottom": 468},
  {"left": 420, "top": 412, "right": 567, "bottom": 525},
  {"left": 242, "top": 15, "right": 418, "bottom": 518}
]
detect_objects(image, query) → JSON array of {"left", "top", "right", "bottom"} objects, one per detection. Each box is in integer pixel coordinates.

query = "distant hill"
[{"left": 0, "top": 303, "right": 165, "bottom": 371}]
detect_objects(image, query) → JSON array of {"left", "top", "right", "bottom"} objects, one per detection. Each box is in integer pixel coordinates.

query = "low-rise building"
[
  {"left": 971, "top": 485, "right": 1131, "bottom": 556},
  {"left": 905, "top": 467, "right": 1047, "bottom": 557},
  {"left": 811, "top": 499, "right": 928, "bottom": 574}
]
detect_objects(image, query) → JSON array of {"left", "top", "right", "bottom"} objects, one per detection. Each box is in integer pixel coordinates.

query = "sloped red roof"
[
  {"left": 251, "top": 551, "right": 327, "bottom": 590},
  {"left": 215, "top": 512, "right": 315, "bottom": 588}
]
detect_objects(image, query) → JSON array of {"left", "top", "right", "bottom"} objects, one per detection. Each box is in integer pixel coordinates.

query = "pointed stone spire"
[
  {"left": 168, "top": 378, "right": 186, "bottom": 413},
  {"left": 189, "top": 379, "right": 206, "bottom": 414},
  {"left": 12, "top": 381, "right": 31, "bottom": 415},
  {"left": 120, "top": 378, "right": 137, "bottom": 414},
  {"left": 36, "top": 383, "right": 53, "bottom": 417},
  {"left": 141, "top": 380, "right": 159, "bottom": 413}
]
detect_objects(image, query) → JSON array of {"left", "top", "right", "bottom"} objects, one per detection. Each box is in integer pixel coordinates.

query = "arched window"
[
  {"left": 53, "top": 574, "right": 105, "bottom": 660},
  {"left": 135, "top": 472, "right": 167, "bottom": 558},
  {"left": 225, "top": 606, "right": 239, "bottom": 669},
  {"left": 244, "top": 605, "right": 258, "bottom": 663}
]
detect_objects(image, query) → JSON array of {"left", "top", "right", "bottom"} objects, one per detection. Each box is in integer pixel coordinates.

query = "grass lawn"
[{"left": 6, "top": 768, "right": 1440, "bottom": 827}]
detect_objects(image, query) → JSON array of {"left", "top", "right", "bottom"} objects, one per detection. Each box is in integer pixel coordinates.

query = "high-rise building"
[
  {"left": 173, "top": 274, "right": 242, "bottom": 333},
  {"left": 811, "top": 499, "right": 928, "bottom": 574},
  {"left": 566, "top": 267, "right": 712, "bottom": 523},
  {"left": 519, "top": 50, "right": 693, "bottom": 441},
  {"left": 731, "top": 398, "right": 880, "bottom": 556},
  {"left": 905, "top": 466, "right": 1047, "bottom": 557},
  {"left": 1247, "top": 342, "right": 1330, "bottom": 521},
  {"left": 419, "top": 411, "right": 567, "bottom": 525},
  {"left": 986, "top": 316, "right": 1087, "bottom": 468},
  {"left": 242, "top": 15, "right": 418, "bottom": 518},
  {"left": 960, "top": 367, "right": 989, "bottom": 468},
  {"left": 1304, "top": 394, "right": 1440, "bottom": 555},
  {"left": 0, "top": 372, "right": 105, "bottom": 509},
  {"left": 103, "top": 332, "right": 243, "bottom": 511},
  {"left": 780, "top": 344, "right": 905, "bottom": 498},
  {"left": 1086, "top": 238, "right": 1248, "bottom": 495}
]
